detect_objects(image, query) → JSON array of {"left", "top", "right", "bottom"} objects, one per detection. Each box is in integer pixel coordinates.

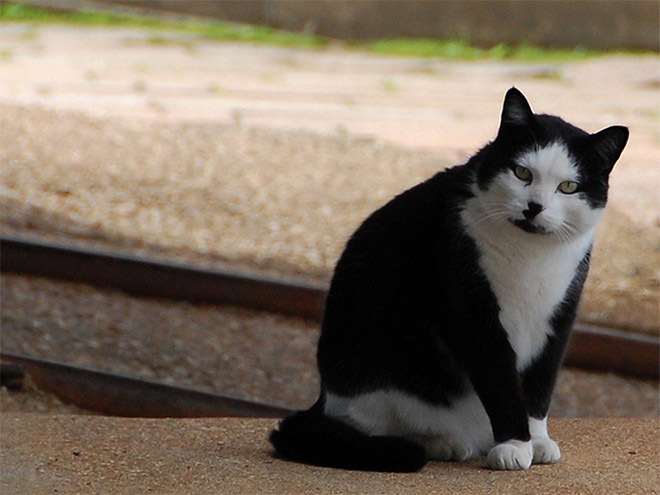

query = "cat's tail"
[{"left": 269, "top": 398, "right": 427, "bottom": 472}]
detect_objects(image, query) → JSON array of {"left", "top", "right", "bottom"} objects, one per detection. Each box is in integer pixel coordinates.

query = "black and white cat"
[{"left": 270, "top": 88, "right": 628, "bottom": 472}]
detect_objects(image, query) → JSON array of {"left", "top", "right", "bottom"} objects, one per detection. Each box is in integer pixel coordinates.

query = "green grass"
[
  {"left": 0, "top": 48, "right": 13, "bottom": 61},
  {"left": 1, "top": 2, "right": 160, "bottom": 26},
  {"left": 0, "top": 1, "right": 629, "bottom": 62},
  {"left": 0, "top": 2, "right": 328, "bottom": 48},
  {"left": 365, "top": 38, "right": 601, "bottom": 62}
]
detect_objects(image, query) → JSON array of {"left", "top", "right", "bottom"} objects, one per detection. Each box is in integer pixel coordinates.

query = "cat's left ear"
[
  {"left": 590, "top": 126, "right": 629, "bottom": 172},
  {"left": 500, "top": 87, "right": 534, "bottom": 128}
]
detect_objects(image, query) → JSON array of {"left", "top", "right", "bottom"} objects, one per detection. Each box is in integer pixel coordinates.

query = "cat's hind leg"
[{"left": 413, "top": 435, "right": 473, "bottom": 462}]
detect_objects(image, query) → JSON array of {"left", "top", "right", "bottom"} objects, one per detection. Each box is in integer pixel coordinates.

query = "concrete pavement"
[{"left": 1, "top": 414, "right": 658, "bottom": 494}]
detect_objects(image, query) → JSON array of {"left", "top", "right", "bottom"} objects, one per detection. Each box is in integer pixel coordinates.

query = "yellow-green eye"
[
  {"left": 558, "top": 180, "right": 579, "bottom": 194},
  {"left": 514, "top": 166, "right": 532, "bottom": 182}
]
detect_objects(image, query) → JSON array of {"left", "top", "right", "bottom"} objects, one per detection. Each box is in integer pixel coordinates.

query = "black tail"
[{"left": 269, "top": 400, "right": 427, "bottom": 472}]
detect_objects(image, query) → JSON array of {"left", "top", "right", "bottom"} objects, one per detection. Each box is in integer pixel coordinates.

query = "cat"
[{"left": 269, "top": 87, "right": 628, "bottom": 472}]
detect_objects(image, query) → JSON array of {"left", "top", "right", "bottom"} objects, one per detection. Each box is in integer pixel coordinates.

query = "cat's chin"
[{"left": 509, "top": 218, "right": 551, "bottom": 235}]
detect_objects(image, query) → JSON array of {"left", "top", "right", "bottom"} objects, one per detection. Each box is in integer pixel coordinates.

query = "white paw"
[
  {"left": 487, "top": 440, "right": 533, "bottom": 471},
  {"left": 423, "top": 437, "right": 473, "bottom": 462},
  {"left": 532, "top": 437, "right": 561, "bottom": 464}
]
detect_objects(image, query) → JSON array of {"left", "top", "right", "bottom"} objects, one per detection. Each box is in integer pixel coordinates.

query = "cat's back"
[{"left": 337, "top": 163, "right": 473, "bottom": 261}]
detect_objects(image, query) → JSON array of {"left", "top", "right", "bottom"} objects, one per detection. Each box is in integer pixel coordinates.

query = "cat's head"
[{"left": 471, "top": 87, "right": 628, "bottom": 241}]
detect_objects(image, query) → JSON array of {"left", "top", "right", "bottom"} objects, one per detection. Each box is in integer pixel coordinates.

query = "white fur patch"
[
  {"left": 324, "top": 389, "right": 494, "bottom": 458},
  {"left": 529, "top": 416, "right": 549, "bottom": 438},
  {"left": 461, "top": 142, "right": 600, "bottom": 369},
  {"left": 324, "top": 394, "right": 563, "bottom": 465},
  {"left": 517, "top": 142, "right": 578, "bottom": 188},
  {"left": 529, "top": 416, "right": 561, "bottom": 464},
  {"left": 487, "top": 439, "right": 533, "bottom": 470}
]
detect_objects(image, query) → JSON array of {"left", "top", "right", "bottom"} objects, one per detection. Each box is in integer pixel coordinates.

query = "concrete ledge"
[{"left": 1, "top": 414, "right": 657, "bottom": 494}]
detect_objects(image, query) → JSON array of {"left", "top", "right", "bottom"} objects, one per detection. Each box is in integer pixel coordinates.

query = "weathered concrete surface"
[{"left": 1, "top": 414, "right": 658, "bottom": 494}]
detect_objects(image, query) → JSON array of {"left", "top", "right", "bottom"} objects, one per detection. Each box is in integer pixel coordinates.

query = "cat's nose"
[{"left": 523, "top": 201, "right": 544, "bottom": 220}]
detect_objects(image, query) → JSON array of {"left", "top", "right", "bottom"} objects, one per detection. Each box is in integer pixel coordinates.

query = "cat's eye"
[
  {"left": 513, "top": 165, "right": 532, "bottom": 182},
  {"left": 558, "top": 181, "right": 579, "bottom": 194}
]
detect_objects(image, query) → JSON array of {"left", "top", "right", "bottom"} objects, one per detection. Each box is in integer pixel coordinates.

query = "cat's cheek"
[
  {"left": 577, "top": 205, "right": 605, "bottom": 231},
  {"left": 562, "top": 196, "right": 605, "bottom": 231},
  {"left": 491, "top": 175, "right": 523, "bottom": 208}
]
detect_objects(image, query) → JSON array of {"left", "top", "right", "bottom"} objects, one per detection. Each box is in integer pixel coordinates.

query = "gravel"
[{"left": 1, "top": 103, "right": 443, "bottom": 283}]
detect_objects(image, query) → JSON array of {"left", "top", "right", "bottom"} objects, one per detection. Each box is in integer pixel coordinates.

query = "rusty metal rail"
[
  {"left": 564, "top": 324, "right": 658, "bottom": 379},
  {"left": 1, "top": 234, "right": 658, "bottom": 380},
  {"left": 0, "top": 352, "right": 292, "bottom": 418},
  {"left": 0, "top": 234, "right": 326, "bottom": 320}
]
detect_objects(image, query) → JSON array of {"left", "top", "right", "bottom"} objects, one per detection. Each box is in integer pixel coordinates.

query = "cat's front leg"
[
  {"left": 487, "top": 439, "right": 533, "bottom": 470},
  {"left": 487, "top": 417, "right": 559, "bottom": 469},
  {"left": 452, "top": 331, "right": 534, "bottom": 470},
  {"left": 530, "top": 416, "right": 561, "bottom": 464}
]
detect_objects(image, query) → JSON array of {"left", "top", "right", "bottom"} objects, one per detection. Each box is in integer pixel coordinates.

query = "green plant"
[
  {"left": 0, "top": 2, "right": 327, "bottom": 49},
  {"left": 364, "top": 38, "right": 601, "bottom": 62}
]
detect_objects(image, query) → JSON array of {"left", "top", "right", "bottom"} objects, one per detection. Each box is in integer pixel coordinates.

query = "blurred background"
[{"left": 1, "top": 1, "right": 658, "bottom": 417}]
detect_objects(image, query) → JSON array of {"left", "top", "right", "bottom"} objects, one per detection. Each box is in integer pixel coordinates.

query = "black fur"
[{"left": 269, "top": 399, "right": 427, "bottom": 472}]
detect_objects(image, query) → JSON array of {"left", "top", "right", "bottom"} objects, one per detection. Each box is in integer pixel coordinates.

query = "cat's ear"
[
  {"left": 500, "top": 87, "right": 534, "bottom": 128},
  {"left": 590, "top": 126, "right": 629, "bottom": 172}
]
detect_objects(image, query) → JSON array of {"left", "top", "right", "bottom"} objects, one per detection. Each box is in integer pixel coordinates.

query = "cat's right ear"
[
  {"left": 590, "top": 125, "right": 629, "bottom": 173},
  {"left": 500, "top": 87, "right": 534, "bottom": 128}
]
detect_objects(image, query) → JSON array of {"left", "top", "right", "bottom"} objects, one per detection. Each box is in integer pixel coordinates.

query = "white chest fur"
[{"left": 461, "top": 198, "right": 593, "bottom": 370}]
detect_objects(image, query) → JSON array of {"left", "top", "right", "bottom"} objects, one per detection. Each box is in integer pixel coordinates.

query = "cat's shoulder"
[{"left": 359, "top": 163, "right": 472, "bottom": 227}]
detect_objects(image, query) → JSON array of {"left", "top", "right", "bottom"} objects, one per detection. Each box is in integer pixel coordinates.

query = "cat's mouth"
[{"left": 510, "top": 218, "right": 551, "bottom": 235}]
